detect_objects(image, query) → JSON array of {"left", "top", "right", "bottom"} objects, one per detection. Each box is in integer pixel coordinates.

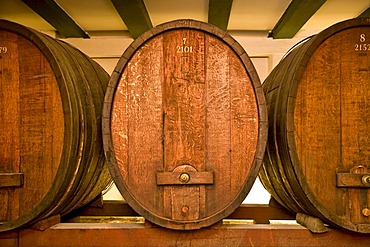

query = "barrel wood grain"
[{"left": 103, "top": 19, "right": 267, "bottom": 230}]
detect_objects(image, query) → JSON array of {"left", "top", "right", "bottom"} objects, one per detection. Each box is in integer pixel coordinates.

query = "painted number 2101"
[{"left": 177, "top": 38, "right": 193, "bottom": 53}]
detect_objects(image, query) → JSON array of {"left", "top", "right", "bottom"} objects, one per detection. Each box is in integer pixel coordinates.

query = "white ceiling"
[{"left": 0, "top": 0, "right": 369, "bottom": 38}]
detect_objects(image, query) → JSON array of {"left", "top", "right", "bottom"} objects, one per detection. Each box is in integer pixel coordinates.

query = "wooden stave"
[
  {"left": 263, "top": 37, "right": 324, "bottom": 216},
  {"left": 43, "top": 36, "right": 109, "bottom": 216},
  {"left": 37, "top": 33, "right": 111, "bottom": 217}
]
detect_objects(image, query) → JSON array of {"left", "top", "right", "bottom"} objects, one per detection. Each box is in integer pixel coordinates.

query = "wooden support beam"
[
  {"left": 63, "top": 201, "right": 295, "bottom": 224},
  {"left": 29, "top": 215, "right": 61, "bottom": 231},
  {"left": 12, "top": 224, "right": 370, "bottom": 247},
  {"left": 208, "top": 0, "right": 233, "bottom": 31},
  {"left": 21, "top": 0, "right": 89, "bottom": 38},
  {"left": 110, "top": 0, "right": 152, "bottom": 39},
  {"left": 269, "top": 0, "right": 327, "bottom": 39},
  {"left": 0, "top": 231, "right": 18, "bottom": 247},
  {"left": 296, "top": 213, "right": 328, "bottom": 233},
  {"left": 358, "top": 7, "right": 370, "bottom": 18},
  {"left": 2, "top": 203, "right": 370, "bottom": 246}
]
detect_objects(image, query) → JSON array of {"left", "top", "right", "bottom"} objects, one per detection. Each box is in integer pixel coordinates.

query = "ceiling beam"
[
  {"left": 358, "top": 7, "right": 370, "bottom": 18},
  {"left": 110, "top": 0, "right": 152, "bottom": 39},
  {"left": 208, "top": 0, "right": 233, "bottom": 31},
  {"left": 21, "top": 0, "right": 89, "bottom": 38},
  {"left": 269, "top": 0, "right": 327, "bottom": 39}
]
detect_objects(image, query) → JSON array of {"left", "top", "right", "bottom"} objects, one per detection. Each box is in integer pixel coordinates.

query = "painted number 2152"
[{"left": 355, "top": 34, "right": 369, "bottom": 51}]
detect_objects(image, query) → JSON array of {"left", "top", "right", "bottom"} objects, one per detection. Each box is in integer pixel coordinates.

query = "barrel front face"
[
  {"left": 104, "top": 20, "right": 266, "bottom": 229},
  {"left": 293, "top": 24, "right": 370, "bottom": 231},
  {"left": 0, "top": 30, "right": 64, "bottom": 223}
]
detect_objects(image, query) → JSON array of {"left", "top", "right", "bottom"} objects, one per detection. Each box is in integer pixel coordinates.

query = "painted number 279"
[{"left": 0, "top": 47, "right": 8, "bottom": 53}]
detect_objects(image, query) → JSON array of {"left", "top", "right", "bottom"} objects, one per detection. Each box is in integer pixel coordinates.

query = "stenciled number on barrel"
[
  {"left": 354, "top": 33, "right": 369, "bottom": 51},
  {"left": 177, "top": 38, "right": 193, "bottom": 53},
  {"left": 0, "top": 47, "right": 8, "bottom": 53}
]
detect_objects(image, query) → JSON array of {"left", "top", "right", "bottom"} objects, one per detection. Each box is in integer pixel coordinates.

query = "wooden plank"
[
  {"left": 110, "top": 0, "right": 152, "bottom": 39},
  {"left": 64, "top": 216, "right": 145, "bottom": 224},
  {"left": 63, "top": 201, "right": 140, "bottom": 219},
  {"left": 20, "top": 0, "right": 88, "bottom": 38},
  {"left": 269, "top": 0, "right": 327, "bottom": 39},
  {"left": 161, "top": 29, "right": 206, "bottom": 223},
  {"left": 63, "top": 201, "right": 296, "bottom": 224},
  {"left": 227, "top": 204, "right": 295, "bottom": 223},
  {"left": 15, "top": 224, "right": 370, "bottom": 247},
  {"left": 109, "top": 28, "right": 163, "bottom": 223},
  {"left": 296, "top": 213, "right": 327, "bottom": 233},
  {"left": 0, "top": 173, "right": 23, "bottom": 188},
  {"left": 208, "top": 0, "right": 233, "bottom": 31},
  {"left": 29, "top": 215, "right": 61, "bottom": 231},
  {"left": 0, "top": 231, "right": 18, "bottom": 247}
]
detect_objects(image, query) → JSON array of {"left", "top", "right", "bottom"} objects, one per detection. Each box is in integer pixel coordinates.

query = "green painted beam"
[
  {"left": 208, "top": 0, "right": 233, "bottom": 31},
  {"left": 269, "top": 0, "right": 327, "bottom": 39},
  {"left": 358, "top": 7, "right": 370, "bottom": 18},
  {"left": 21, "top": 0, "right": 89, "bottom": 38},
  {"left": 110, "top": 0, "right": 152, "bottom": 39}
]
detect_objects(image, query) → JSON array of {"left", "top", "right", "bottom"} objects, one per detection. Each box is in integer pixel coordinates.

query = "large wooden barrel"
[
  {"left": 0, "top": 20, "right": 112, "bottom": 232},
  {"left": 103, "top": 19, "right": 267, "bottom": 230},
  {"left": 259, "top": 18, "right": 370, "bottom": 233}
]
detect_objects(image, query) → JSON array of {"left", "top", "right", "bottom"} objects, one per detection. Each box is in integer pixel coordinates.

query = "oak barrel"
[
  {"left": 103, "top": 19, "right": 267, "bottom": 230},
  {"left": 0, "top": 20, "right": 111, "bottom": 232},
  {"left": 259, "top": 18, "right": 370, "bottom": 233}
]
